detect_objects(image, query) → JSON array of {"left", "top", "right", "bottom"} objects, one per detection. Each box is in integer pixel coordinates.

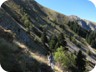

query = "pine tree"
[
  {"left": 75, "top": 50, "right": 86, "bottom": 72},
  {"left": 41, "top": 32, "right": 48, "bottom": 45},
  {"left": 91, "top": 39, "right": 96, "bottom": 48},
  {"left": 58, "top": 33, "right": 67, "bottom": 47},
  {"left": 49, "top": 36, "right": 58, "bottom": 51}
]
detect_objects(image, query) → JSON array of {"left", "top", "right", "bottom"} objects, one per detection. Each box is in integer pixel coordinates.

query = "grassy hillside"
[
  {"left": 0, "top": 26, "right": 53, "bottom": 72},
  {"left": 0, "top": 0, "right": 96, "bottom": 72}
]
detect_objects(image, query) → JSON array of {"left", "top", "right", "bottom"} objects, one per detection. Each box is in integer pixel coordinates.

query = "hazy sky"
[{"left": 35, "top": 0, "right": 96, "bottom": 22}]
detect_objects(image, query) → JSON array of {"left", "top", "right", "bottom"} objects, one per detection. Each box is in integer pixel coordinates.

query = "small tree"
[
  {"left": 75, "top": 50, "right": 86, "bottom": 72},
  {"left": 49, "top": 36, "right": 58, "bottom": 51},
  {"left": 58, "top": 33, "right": 67, "bottom": 48},
  {"left": 54, "top": 46, "right": 75, "bottom": 70},
  {"left": 58, "top": 33, "right": 65, "bottom": 41},
  {"left": 41, "top": 32, "right": 48, "bottom": 45},
  {"left": 91, "top": 40, "right": 96, "bottom": 48}
]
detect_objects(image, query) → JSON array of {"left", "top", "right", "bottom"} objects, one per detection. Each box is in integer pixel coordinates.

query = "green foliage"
[
  {"left": 0, "top": 38, "right": 22, "bottom": 71},
  {"left": 49, "top": 33, "right": 67, "bottom": 52},
  {"left": 86, "top": 31, "right": 96, "bottom": 48},
  {"left": 41, "top": 32, "right": 48, "bottom": 45},
  {"left": 91, "top": 40, "right": 96, "bottom": 48},
  {"left": 87, "top": 50, "right": 92, "bottom": 55},
  {"left": 68, "top": 21, "right": 79, "bottom": 33},
  {"left": 0, "top": 38, "right": 41, "bottom": 72},
  {"left": 57, "top": 33, "right": 67, "bottom": 48},
  {"left": 58, "top": 33, "right": 65, "bottom": 41},
  {"left": 49, "top": 36, "right": 58, "bottom": 51},
  {"left": 68, "top": 21, "right": 88, "bottom": 38},
  {"left": 40, "top": 63, "right": 53, "bottom": 72},
  {"left": 21, "top": 13, "right": 32, "bottom": 29},
  {"left": 75, "top": 50, "right": 86, "bottom": 72},
  {"left": 4, "top": 1, "right": 33, "bottom": 31},
  {"left": 69, "top": 36, "right": 75, "bottom": 42},
  {"left": 0, "top": 38, "right": 17, "bottom": 58},
  {"left": 68, "top": 21, "right": 96, "bottom": 48},
  {"left": 70, "top": 36, "right": 82, "bottom": 48},
  {"left": 54, "top": 46, "right": 76, "bottom": 69}
]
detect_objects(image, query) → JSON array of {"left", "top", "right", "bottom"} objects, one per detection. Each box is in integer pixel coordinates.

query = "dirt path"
[{"left": 13, "top": 40, "right": 63, "bottom": 72}]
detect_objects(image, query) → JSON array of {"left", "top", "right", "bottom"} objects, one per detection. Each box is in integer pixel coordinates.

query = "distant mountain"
[{"left": 68, "top": 15, "right": 96, "bottom": 31}]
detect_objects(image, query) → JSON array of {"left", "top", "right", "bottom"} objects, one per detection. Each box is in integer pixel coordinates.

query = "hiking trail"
[{"left": 13, "top": 40, "right": 63, "bottom": 72}]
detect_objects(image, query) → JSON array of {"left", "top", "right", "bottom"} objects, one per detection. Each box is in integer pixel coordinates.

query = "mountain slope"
[{"left": 0, "top": 0, "right": 96, "bottom": 72}]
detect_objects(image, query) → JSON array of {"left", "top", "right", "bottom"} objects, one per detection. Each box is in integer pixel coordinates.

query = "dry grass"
[{"left": 14, "top": 40, "right": 63, "bottom": 72}]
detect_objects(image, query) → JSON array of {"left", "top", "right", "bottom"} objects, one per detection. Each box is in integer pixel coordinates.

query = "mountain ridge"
[{"left": 2, "top": 0, "right": 96, "bottom": 31}]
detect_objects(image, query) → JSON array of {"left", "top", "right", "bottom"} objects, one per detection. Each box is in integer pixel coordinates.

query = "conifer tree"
[
  {"left": 41, "top": 32, "right": 48, "bottom": 45},
  {"left": 75, "top": 50, "right": 86, "bottom": 72}
]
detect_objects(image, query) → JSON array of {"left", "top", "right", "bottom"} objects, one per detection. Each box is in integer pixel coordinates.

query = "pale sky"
[{"left": 36, "top": 0, "right": 96, "bottom": 22}]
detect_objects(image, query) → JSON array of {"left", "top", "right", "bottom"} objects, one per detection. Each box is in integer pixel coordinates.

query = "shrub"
[
  {"left": 0, "top": 38, "right": 40, "bottom": 72},
  {"left": 58, "top": 33, "right": 67, "bottom": 47},
  {"left": 49, "top": 35, "right": 58, "bottom": 51},
  {"left": 87, "top": 50, "right": 92, "bottom": 55},
  {"left": 41, "top": 32, "right": 48, "bottom": 45},
  {"left": 0, "top": 38, "right": 18, "bottom": 57},
  {"left": 0, "top": 38, "right": 21, "bottom": 71},
  {"left": 54, "top": 46, "right": 76, "bottom": 69},
  {"left": 75, "top": 50, "right": 86, "bottom": 72}
]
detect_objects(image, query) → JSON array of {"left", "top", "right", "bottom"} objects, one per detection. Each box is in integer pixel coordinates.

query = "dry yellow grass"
[{"left": 14, "top": 40, "right": 63, "bottom": 72}]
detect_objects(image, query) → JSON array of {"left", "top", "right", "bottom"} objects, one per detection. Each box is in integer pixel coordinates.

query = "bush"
[
  {"left": 76, "top": 43, "right": 81, "bottom": 48},
  {"left": 0, "top": 38, "right": 21, "bottom": 71},
  {"left": 40, "top": 63, "right": 53, "bottom": 72},
  {"left": 54, "top": 46, "right": 76, "bottom": 69},
  {"left": 75, "top": 50, "right": 86, "bottom": 72},
  {"left": 41, "top": 32, "right": 48, "bottom": 45},
  {"left": 49, "top": 35, "right": 58, "bottom": 51},
  {"left": 0, "top": 38, "right": 18, "bottom": 57},
  {"left": 0, "top": 38, "right": 40, "bottom": 72},
  {"left": 87, "top": 50, "right": 92, "bottom": 55}
]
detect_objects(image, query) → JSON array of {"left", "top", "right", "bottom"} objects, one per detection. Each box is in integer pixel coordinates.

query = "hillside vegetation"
[{"left": 0, "top": 0, "right": 96, "bottom": 72}]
